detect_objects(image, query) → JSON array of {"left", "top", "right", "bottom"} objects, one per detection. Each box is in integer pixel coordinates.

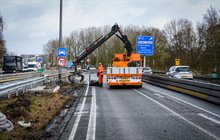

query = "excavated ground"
[{"left": 0, "top": 82, "right": 83, "bottom": 140}]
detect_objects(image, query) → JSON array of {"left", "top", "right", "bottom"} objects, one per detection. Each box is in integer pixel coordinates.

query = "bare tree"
[
  {"left": 164, "top": 19, "right": 196, "bottom": 69},
  {"left": 0, "top": 15, "right": 6, "bottom": 67},
  {"left": 43, "top": 39, "right": 59, "bottom": 66},
  {"left": 199, "top": 6, "right": 220, "bottom": 73}
]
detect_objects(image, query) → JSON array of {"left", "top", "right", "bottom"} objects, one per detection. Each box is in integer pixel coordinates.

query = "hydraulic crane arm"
[
  {"left": 115, "top": 29, "right": 133, "bottom": 56},
  {"left": 73, "top": 24, "right": 133, "bottom": 66}
]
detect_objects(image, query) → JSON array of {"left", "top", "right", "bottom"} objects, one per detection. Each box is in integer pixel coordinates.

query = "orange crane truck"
[
  {"left": 107, "top": 53, "right": 143, "bottom": 87},
  {"left": 69, "top": 24, "right": 143, "bottom": 87}
]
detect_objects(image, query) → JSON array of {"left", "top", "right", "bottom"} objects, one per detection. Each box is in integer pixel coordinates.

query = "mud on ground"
[{"left": 0, "top": 82, "right": 83, "bottom": 140}]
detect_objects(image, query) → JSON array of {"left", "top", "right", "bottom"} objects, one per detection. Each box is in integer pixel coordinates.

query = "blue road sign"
[
  {"left": 37, "top": 57, "right": 43, "bottom": 63},
  {"left": 57, "top": 48, "right": 67, "bottom": 57},
  {"left": 136, "top": 36, "right": 154, "bottom": 56},
  {"left": 66, "top": 60, "right": 73, "bottom": 68}
]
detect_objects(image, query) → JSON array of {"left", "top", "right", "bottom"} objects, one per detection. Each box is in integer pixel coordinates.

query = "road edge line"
[
  {"left": 86, "top": 86, "right": 96, "bottom": 140},
  {"left": 68, "top": 81, "right": 89, "bottom": 140}
]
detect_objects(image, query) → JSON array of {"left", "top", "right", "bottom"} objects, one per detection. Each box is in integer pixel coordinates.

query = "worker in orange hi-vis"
[{"left": 97, "top": 62, "right": 104, "bottom": 87}]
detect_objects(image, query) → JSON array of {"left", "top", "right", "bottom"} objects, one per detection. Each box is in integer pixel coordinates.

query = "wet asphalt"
[{"left": 61, "top": 74, "right": 220, "bottom": 140}]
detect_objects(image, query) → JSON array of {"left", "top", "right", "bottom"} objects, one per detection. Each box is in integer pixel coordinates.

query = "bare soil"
[{"left": 0, "top": 82, "right": 81, "bottom": 140}]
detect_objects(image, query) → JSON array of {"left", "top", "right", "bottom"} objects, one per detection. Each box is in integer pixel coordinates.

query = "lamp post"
[{"left": 58, "top": 0, "right": 63, "bottom": 82}]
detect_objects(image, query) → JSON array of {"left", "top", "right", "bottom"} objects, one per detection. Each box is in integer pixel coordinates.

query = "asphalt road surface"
[{"left": 60, "top": 74, "right": 220, "bottom": 140}]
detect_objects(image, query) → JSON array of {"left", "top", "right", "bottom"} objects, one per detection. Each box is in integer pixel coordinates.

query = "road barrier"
[
  {"left": 0, "top": 77, "right": 45, "bottom": 98},
  {"left": 0, "top": 71, "right": 73, "bottom": 98},
  {"left": 0, "top": 72, "right": 40, "bottom": 83},
  {"left": 142, "top": 75, "right": 220, "bottom": 104}
]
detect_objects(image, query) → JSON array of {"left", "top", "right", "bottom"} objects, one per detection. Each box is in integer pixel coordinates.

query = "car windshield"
[
  {"left": 176, "top": 67, "right": 190, "bottom": 72},
  {"left": 143, "top": 67, "right": 151, "bottom": 70},
  {"left": 28, "top": 64, "right": 36, "bottom": 68}
]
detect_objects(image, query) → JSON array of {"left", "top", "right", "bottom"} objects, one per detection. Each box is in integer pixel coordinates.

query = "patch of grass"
[{"left": 0, "top": 98, "right": 17, "bottom": 112}]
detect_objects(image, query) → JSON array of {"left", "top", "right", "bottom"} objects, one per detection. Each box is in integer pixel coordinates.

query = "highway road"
[{"left": 59, "top": 74, "right": 220, "bottom": 140}]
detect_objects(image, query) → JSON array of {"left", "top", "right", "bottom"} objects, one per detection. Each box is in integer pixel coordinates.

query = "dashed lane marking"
[
  {"left": 143, "top": 83, "right": 220, "bottom": 118},
  {"left": 198, "top": 113, "right": 220, "bottom": 124},
  {"left": 134, "top": 89, "right": 220, "bottom": 140}
]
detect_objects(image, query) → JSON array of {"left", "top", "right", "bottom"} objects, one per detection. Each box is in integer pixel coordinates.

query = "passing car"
[
  {"left": 166, "top": 66, "right": 193, "bottom": 79},
  {"left": 22, "top": 65, "right": 28, "bottom": 72},
  {"left": 143, "top": 67, "right": 153, "bottom": 75}
]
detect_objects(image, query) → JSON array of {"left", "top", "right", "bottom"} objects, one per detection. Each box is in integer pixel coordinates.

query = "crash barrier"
[
  {"left": 142, "top": 75, "right": 220, "bottom": 104},
  {"left": 152, "top": 70, "right": 220, "bottom": 84},
  {"left": 0, "top": 112, "right": 14, "bottom": 132},
  {"left": 0, "top": 77, "right": 45, "bottom": 98},
  {"left": 193, "top": 76, "right": 220, "bottom": 84},
  {"left": 0, "top": 72, "right": 40, "bottom": 83},
  {"left": 45, "top": 72, "right": 71, "bottom": 82}
]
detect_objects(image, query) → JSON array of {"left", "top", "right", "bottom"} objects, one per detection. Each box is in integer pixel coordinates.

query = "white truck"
[{"left": 107, "top": 67, "right": 143, "bottom": 87}]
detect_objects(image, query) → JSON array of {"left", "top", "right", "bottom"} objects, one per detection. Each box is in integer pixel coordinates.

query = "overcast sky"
[{"left": 0, "top": 0, "right": 220, "bottom": 55}]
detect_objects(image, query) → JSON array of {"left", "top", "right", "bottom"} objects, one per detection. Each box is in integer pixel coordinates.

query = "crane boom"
[{"left": 73, "top": 24, "right": 133, "bottom": 66}]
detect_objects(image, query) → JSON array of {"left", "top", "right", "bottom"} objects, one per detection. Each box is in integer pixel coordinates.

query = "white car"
[
  {"left": 143, "top": 67, "right": 153, "bottom": 75},
  {"left": 22, "top": 65, "right": 28, "bottom": 72},
  {"left": 166, "top": 66, "right": 193, "bottom": 79}
]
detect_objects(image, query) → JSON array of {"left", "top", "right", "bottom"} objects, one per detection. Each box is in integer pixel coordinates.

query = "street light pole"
[{"left": 58, "top": 0, "right": 63, "bottom": 82}]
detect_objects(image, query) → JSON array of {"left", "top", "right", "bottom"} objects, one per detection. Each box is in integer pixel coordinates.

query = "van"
[{"left": 27, "top": 62, "right": 41, "bottom": 71}]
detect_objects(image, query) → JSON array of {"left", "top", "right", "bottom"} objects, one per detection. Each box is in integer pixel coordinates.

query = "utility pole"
[{"left": 58, "top": 0, "right": 63, "bottom": 82}]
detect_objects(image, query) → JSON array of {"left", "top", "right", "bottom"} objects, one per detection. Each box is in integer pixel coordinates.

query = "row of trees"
[{"left": 44, "top": 6, "right": 220, "bottom": 74}]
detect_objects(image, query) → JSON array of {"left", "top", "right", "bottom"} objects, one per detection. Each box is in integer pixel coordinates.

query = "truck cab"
[{"left": 3, "top": 56, "right": 23, "bottom": 73}]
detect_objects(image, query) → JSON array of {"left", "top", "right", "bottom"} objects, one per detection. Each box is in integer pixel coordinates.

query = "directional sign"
[
  {"left": 66, "top": 60, "right": 73, "bottom": 68},
  {"left": 57, "top": 57, "right": 66, "bottom": 67},
  {"left": 136, "top": 36, "right": 154, "bottom": 56},
  {"left": 57, "top": 48, "right": 67, "bottom": 57}
]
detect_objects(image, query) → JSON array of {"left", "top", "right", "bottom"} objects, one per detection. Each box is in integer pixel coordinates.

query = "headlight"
[{"left": 174, "top": 74, "right": 181, "bottom": 78}]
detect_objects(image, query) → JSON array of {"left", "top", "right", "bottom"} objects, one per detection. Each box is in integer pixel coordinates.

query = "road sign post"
[{"left": 136, "top": 36, "right": 154, "bottom": 67}]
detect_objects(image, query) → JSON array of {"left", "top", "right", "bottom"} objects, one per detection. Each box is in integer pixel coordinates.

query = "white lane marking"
[
  {"left": 143, "top": 83, "right": 220, "bottom": 118},
  {"left": 198, "top": 113, "right": 220, "bottom": 124},
  {"left": 154, "top": 93, "right": 164, "bottom": 98},
  {"left": 134, "top": 89, "right": 220, "bottom": 140},
  {"left": 68, "top": 81, "right": 90, "bottom": 140},
  {"left": 73, "top": 111, "right": 90, "bottom": 115},
  {"left": 86, "top": 87, "right": 97, "bottom": 140}
]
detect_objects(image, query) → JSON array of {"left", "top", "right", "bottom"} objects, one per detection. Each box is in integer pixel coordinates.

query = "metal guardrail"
[
  {"left": 152, "top": 71, "right": 220, "bottom": 84},
  {"left": 45, "top": 72, "right": 71, "bottom": 82},
  {"left": 0, "top": 71, "right": 37, "bottom": 78},
  {"left": 0, "top": 71, "right": 72, "bottom": 98},
  {"left": 142, "top": 75, "right": 220, "bottom": 104},
  {"left": 0, "top": 77, "right": 45, "bottom": 98},
  {"left": 0, "top": 72, "right": 41, "bottom": 83}
]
